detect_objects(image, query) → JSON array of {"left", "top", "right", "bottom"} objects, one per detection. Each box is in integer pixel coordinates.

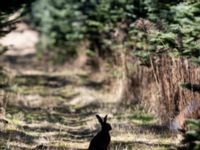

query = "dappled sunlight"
[
  {"left": 1, "top": 68, "right": 177, "bottom": 149},
  {"left": 2, "top": 1, "right": 198, "bottom": 149},
  {"left": 2, "top": 84, "right": 177, "bottom": 149}
]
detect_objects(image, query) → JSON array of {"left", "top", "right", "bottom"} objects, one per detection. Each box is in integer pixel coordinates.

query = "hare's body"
[
  {"left": 88, "top": 131, "right": 110, "bottom": 150},
  {"left": 88, "top": 115, "right": 112, "bottom": 150}
]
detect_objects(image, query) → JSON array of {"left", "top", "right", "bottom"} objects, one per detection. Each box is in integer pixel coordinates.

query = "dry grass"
[{"left": 0, "top": 68, "right": 179, "bottom": 150}]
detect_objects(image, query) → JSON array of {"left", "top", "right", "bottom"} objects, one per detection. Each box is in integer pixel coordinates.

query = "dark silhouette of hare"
[{"left": 88, "top": 115, "right": 112, "bottom": 150}]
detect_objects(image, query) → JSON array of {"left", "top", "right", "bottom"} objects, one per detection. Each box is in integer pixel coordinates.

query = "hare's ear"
[
  {"left": 104, "top": 115, "right": 108, "bottom": 123},
  {"left": 96, "top": 115, "right": 103, "bottom": 124}
]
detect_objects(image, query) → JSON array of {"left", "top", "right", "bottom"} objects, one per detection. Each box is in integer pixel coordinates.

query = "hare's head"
[{"left": 96, "top": 115, "right": 112, "bottom": 131}]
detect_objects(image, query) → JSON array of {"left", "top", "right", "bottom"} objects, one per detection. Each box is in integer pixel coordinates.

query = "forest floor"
[{"left": 0, "top": 23, "right": 179, "bottom": 150}]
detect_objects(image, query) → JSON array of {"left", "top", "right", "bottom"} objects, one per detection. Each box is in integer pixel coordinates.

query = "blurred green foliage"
[
  {"left": 178, "top": 119, "right": 200, "bottom": 150},
  {"left": 26, "top": 0, "right": 86, "bottom": 62},
  {"left": 26, "top": 0, "right": 200, "bottom": 64},
  {"left": 131, "top": 1, "right": 200, "bottom": 65},
  {"left": 26, "top": 0, "right": 135, "bottom": 62},
  {"left": 180, "top": 82, "right": 200, "bottom": 93},
  {"left": 25, "top": 0, "right": 170, "bottom": 62}
]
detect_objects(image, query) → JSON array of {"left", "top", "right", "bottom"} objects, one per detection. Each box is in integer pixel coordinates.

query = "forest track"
[{"left": 0, "top": 23, "right": 178, "bottom": 150}]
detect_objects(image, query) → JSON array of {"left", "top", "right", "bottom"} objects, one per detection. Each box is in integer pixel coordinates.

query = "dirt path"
[{"left": 0, "top": 23, "right": 178, "bottom": 150}]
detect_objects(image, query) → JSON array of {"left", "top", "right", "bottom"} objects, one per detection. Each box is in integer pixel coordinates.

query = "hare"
[{"left": 88, "top": 115, "right": 112, "bottom": 150}]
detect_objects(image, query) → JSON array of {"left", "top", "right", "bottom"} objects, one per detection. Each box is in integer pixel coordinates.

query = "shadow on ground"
[
  {"left": 0, "top": 129, "right": 37, "bottom": 145},
  {"left": 14, "top": 74, "right": 74, "bottom": 88}
]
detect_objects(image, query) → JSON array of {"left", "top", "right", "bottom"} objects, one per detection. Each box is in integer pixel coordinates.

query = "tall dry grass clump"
[{"left": 125, "top": 55, "right": 200, "bottom": 125}]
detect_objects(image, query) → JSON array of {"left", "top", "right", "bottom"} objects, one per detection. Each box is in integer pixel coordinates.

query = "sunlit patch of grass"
[
  {"left": 111, "top": 132, "right": 176, "bottom": 150},
  {"left": 116, "top": 109, "right": 156, "bottom": 125},
  {"left": 9, "top": 84, "right": 78, "bottom": 99},
  {"left": 10, "top": 84, "right": 49, "bottom": 95},
  {"left": 6, "top": 112, "right": 25, "bottom": 126},
  {"left": 53, "top": 141, "right": 88, "bottom": 150},
  {"left": 129, "top": 113, "right": 156, "bottom": 124},
  {"left": 7, "top": 107, "right": 40, "bottom": 123},
  {"left": 55, "top": 85, "right": 80, "bottom": 99},
  {"left": 4, "top": 141, "right": 35, "bottom": 150},
  {"left": 111, "top": 105, "right": 177, "bottom": 150}
]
